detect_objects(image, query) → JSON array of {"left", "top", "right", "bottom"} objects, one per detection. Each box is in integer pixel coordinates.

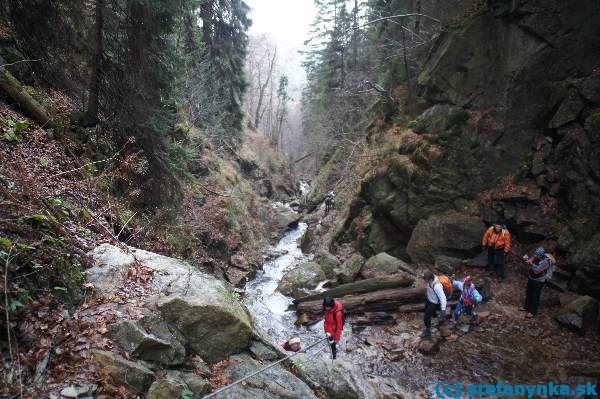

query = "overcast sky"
[{"left": 244, "top": 0, "right": 317, "bottom": 95}]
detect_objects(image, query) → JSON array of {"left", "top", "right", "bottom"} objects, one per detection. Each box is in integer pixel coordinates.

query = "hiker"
[
  {"left": 324, "top": 191, "right": 335, "bottom": 214},
  {"left": 282, "top": 337, "right": 303, "bottom": 352},
  {"left": 323, "top": 296, "right": 344, "bottom": 359},
  {"left": 452, "top": 276, "right": 483, "bottom": 326},
  {"left": 482, "top": 221, "right": 512, "bottom": 280},
  {"left": 421, "top": 271, "right": 448, "bottom": 338},
  {"left": 521, "top": 247, "right": 555, "bottom": 318}
]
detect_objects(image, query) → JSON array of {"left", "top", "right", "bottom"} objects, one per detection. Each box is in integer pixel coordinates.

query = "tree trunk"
[
  {"left": 254, "top": 48, "right": 276, "bottom": 129},
  {"left": 85, "top": 0, "right": 104, "bottom": 126},
  {"left": 295, "top": 287, "right": 425, "bottom": 318},
  {"left": 293, "top": 273, "right": 414, "bottom": 305},
  {"left": 0, "top": 66, "right": 54, "bottom": 128}
]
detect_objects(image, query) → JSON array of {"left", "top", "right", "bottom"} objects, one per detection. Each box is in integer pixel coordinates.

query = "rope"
[{"left": 202, "top": 336, "right": 329, "bottom": 399}]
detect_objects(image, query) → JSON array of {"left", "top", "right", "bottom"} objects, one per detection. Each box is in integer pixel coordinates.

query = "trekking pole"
[{"left": 202, "top": 336, "right": 329, "bottom": 399}]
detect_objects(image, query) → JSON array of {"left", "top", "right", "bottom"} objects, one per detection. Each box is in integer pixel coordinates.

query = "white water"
[{"left": 243, "top": 222, "right": 328, "bottom": 349}]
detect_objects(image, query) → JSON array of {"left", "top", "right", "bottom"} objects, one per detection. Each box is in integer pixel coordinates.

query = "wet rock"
[
  {"left": 314, "top": 250, "right": 341, "bottom": 279},
  {"left": 108, "top": 319, "right": 185, "bottom": 366},
  {"left": 555, "top": 295, "right": 599, "bottom": 335},
  {"left": 360, "top": 252, "right": 413, "bottom": 279},
  {"left": 147, "top": 378, "right": 187, "bottom": 399},
  {"left": 60, "top": 387, "right": 78, "bottom": 398},
  {"left": 249, "top": 340, "right": 280, "bottom": 361},
  {"left": 91, "top": 349, "right": 154, "bottom": 393},
  {"left": 334, "top": 254, "right": 364, "bottom": 283},
  {"left": 417, "top": 338, "right": 440, "bottom": 355},
  {"left": 293, "top": 355, "right": 378, "bottom": 399},
  {"left": 212, "top": 353, "right": 318, "bottom": 399},
  {"left": 277, "top": 261, "right": 326, "bottom": 298},
  {"left": 407, "top": 215, "right": 484, "bottom": 264}
]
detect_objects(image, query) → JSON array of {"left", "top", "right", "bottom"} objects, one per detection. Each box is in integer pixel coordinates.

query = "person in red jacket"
[{"left": 323, "top": 296, "right": 344, "bottom": 359}]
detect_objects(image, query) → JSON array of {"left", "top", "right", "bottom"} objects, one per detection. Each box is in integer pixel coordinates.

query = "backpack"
[
  {"left": 436, "top": 275, "right": 453, "bottom": 298},
  {"left": 333, "top": 307, "right": 348, "bottom": 327},
  {"left": 544, "top": 254, "right": 556, "bottom": 281}
]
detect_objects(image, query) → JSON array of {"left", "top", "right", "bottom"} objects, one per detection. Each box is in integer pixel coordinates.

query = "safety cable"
[{"left": 202, "top": 336, "right": 330, "bottom": 398}]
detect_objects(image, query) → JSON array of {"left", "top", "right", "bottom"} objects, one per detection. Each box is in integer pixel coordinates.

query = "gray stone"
[
  {"left": 147, "top": 378, "right": 187, "bottom": 399},
  {"left": 407, "top": 215, "right": 484, "bottom": 264},
  {"left": 555, "top": 296, "right": 599, "bottom": 335},
  {"left": 87, "top": 244, "right": 254, "bottom": 365},
  {"left": 249, "top": 340, "right": 280, "bottom": 361},
  {"left": 108, "top": 319, "right": 185, "bottom": 366},
  {"left": 314, "top": 250, "right": 341, "bottom": 279},
  {"left": 91, "top": 349, "right": 154, "bottom": 393},
  {"left": 334, "top": 254, "right": 364, "bottom": 284},
  {"left": 360, "top": 252, "right": 414, "bottom": 279},
  {"left": 277, "top": 261, "right": 326, "bottom": 298},
  {"left": 212, "top": 353, "right": 318, "bottom": 399},
  {"left": 293, "top": 355, "right": 378, "bottom": 399}
]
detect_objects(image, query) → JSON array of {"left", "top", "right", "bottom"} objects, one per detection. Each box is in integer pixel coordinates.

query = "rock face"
[
  {"left": 293, "top": 355, "right": 378, "bottom": 399},
  {"left": 146, "top": 378, "right": 187, "bottom": 399},
  {"left": 213, "top": 353, "right": 318, "bottom": 399},
  {"left": 360, "top": 252, "right": 413, "bottom": 279},
  {"left": 334, "top": 254, "right": 364, "bottom": 283},
  {"left": 277, "top": 261, "right": 326, "bottom": 298},
  {"left": 87, "top": 244, "right": 253, "bottom": 364},
  {"left": 407, "top": 215, "right": 484, "bottom": 263},
  {"left": 555, "top": 296, "right": 599, "bottom": 334},
  {"left": 334, "top": 0, "right": 600, "bottom": 297},
  {"left": 91, "top": 349, "right": 155, "bottom": 393}
]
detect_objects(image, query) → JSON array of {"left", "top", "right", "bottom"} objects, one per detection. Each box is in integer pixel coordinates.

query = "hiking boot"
[{"left": 420, "top": 328, "right": 431, "bottom": 338}]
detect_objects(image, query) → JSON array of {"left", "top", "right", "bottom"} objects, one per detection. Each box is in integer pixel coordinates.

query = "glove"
[{"left": 438, "top": 309, "right": 446, "bottom": 326}]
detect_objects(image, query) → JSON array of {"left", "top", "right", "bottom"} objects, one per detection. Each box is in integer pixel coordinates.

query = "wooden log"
[
  {"left": 0, "top": 65, "right": 55, "bottom": 128},
  {"left": 293, "top": 273, "right": 414, "bottom": 305},
  {"left": 351, "top": 312, "right": 396, "bottom": 326},
  {"left": 396, "top": 300, "right": 458, "bottom": 313},
  {"left": 295, "top": 287, "right": 425, "bottom": 317}
]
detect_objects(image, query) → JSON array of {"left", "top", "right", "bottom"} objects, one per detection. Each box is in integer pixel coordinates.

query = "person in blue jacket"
[{"left": 452, "top": 276, "right": 483, "bottom": 325}]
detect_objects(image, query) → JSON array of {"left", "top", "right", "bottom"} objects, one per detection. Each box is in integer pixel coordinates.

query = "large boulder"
[
  {"left": 107, "top": 319, "right": 185, "bottom": 366},
  {"left": 360, "top": 252, "right": 414, "bottom": 279},
  {"left": 334, "top": 254, "right": 364, "bottom": 283},
  {"left": 212, "top": 353, "right": 318, "bottom": 399},
  {"left": 293, "top": 355, "right": 378, "bottom": 399},
  {"left": 314, "top": 250, "right": 341, "bottom": 279},
  {"left": 569, "top": 233, "right": 600, "bottom": 297},
  {"left": 407, "top": 215, "right": 484, "bottom": 264},
  {"left": 87, "top": 244, "right": 253, "bottom": 364},
  {"left": 277, "top": 261, "right": 326, "bottom": 298},
  {"left": 91, "top": 349, "right": 155, "bottom": 394},
  {"left": 555, "top": 295, "right": 599, "bottom": 335}
]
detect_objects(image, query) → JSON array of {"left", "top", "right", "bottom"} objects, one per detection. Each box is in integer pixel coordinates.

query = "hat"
[
  {"left": 288, "top": 337, "right": 301, "bottom": 345},
  {"left": 534, "top": 247, "right": 546, "bottom": 257}
]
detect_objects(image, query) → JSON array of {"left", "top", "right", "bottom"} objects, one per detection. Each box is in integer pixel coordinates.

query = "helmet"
[
  {"left": 534, "top": 247, "right": 546, "bottom": 257},
  {"left": 288, "top": 337, "right": 301, "bottom": 345}
]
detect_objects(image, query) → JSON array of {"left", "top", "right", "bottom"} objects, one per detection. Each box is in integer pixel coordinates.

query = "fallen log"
[
  {"left": 396, "top": 300, "right": 458, "bottom": 313},
  {"left": 296, "top": 287, "right": 425, "bottom": 317},
  {"left": 0, "top": 65, "right": 55, "bottom": 128},
  {"left": 351, "top": 312, "right": 396, "bottom": 326},
  {"left": 293, "top": 273, "right": 414, "bottom": 305}
]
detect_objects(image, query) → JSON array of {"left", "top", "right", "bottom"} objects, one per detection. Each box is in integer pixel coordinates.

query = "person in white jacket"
[{"left": 421, "top": 271, "right": 447, "bottom": 338}]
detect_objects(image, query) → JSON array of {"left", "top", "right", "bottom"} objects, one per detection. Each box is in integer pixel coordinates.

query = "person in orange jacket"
[
  {"left": 323, "top": 296, "right": 344, "bottom": 359},
  {"left": 482, "top": 221, "right": 511, "bottom": 280}
]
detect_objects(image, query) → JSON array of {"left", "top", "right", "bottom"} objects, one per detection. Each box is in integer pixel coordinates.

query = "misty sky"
[{"left": 244, "top": 0, "right": 317, "bottom": 95}]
